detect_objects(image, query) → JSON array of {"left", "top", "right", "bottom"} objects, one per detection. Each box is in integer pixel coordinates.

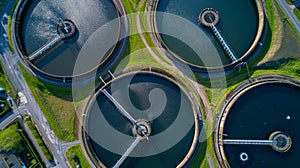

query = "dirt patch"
[{"left": 259, "top": 0, "right": 284, "bottom": 64}]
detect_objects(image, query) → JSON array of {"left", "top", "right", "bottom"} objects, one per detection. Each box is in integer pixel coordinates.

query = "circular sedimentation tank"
[
  {"left": 215, "top": 76, "right": 300, "bottom": 168},
  {"left": 152, "top": 0, "right": 264, "bottom": 71},
  {"left": 83, "top": 71, "right": 202, "bottom": 167},
  {"left": 14, "top": 0, "right": 125, "bottom": 81}
]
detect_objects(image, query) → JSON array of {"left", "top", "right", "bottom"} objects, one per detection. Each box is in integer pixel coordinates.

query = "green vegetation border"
[
  {"left": 24, "top": 115, "right": 54, "bottom": 162},
  {"left": 19, "top": 63, "right": 75, "bottom": 142},
  {"left": 66, "top": 145, "right": 91, "bottom": 168}
]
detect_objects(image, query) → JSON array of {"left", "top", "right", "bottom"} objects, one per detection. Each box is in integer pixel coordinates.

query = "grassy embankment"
[
  {"left": 20, "top": 64, "right": 76, "bottom": 142},
  {"left": 24, "top": 115, "right": 54, "bottom": 162},
  {"left": 113, "top": 0, "right": 163, "bottom": 72},
  {"left": 66, "top": 145, "right": 91, "bottom": 168}
]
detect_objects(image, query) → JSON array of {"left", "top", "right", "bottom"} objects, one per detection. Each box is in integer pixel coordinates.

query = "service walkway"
[
  {"left": 113, "top": 138, "right": 141, "bottom": 168},
  {"left": 223, "top": 139, "right": 274, "bottom": 145},
  {"left": 28, "top": 34, "right": 65, "bottom": 61},
  {"left": 210, "top": 23, "right": 238, "bottom": 62}
]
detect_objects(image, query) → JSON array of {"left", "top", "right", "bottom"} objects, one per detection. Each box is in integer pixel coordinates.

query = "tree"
[{"left": 0, "top": 124, "right": 24, "bottom": 153}]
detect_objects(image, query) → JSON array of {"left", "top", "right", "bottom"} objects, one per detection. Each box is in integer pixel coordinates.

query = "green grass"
[
  {"left": 294, "top": 7, "right": 300, "bottom": 22},
  {"left": 191, "top": 140, "right": 207, "bottom": 168},
  {"left": 17, "top": 121, "right": 45, "bottom": 168},
  {"left": 7, "top": 16, "right": 14, "bottom": 52},
  {"left": 114, "top": 0, "right": 164, "bottom": 72},
  {"left": 6, "top": 0, "right": 19, "bottom": 52},
  {"left": 66, "top": 145, "right": 91, "bottom": 168},
  {"left": 20, "top": 64, "right": 76, "bottom": 142},
  {"left": 265, "top": 0, "right": 276, "bottom": 30},
  {"left": 285, "top": 0, "right": 293, "bottom": 5},
  {"left": 24, "top": 115, "right": 54, "bottom": 162}
]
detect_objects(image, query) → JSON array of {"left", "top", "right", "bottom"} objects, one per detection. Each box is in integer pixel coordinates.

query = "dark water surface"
[
  {"left": 157, "top": 0, "right": 258, "bottom": 67},
  {"left": 19, "top": 0, "right": 119, "bottom": 76},
  {"left": 223, "top": 83, "right": 300, "bottom": 168},
  {"left": 86, "top": 73, "right": 199, "bottom": 167}
]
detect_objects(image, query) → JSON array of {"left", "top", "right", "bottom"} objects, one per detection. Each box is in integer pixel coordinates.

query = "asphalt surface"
[{"left": 277, "top": 0, "right": 300, "bottom": 33}]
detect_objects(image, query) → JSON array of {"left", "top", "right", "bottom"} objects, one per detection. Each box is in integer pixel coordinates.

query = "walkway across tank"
[
  {"left": 215, "top": 75, "right": 300, "bottom": 168},
  {"left": 83, "top": 71, "right": 202, "bottom": 167},
  {"left": 152, "top": 0, "right": 264, "bottom": 70},
  {"left": 14, "top": 0, "right": 124, "bottom": 80}
]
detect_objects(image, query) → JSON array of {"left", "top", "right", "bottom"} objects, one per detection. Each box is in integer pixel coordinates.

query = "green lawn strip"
[
  {"left": 265, "top": 0, "right": 276, "bottom": 30},
  {"left": 18, "top": 124, "right": 45, "bottom": 168},
  {"left": 24, "top": 115, "right": 54, "bottom": 162},
  {"left": 199, "top": 158, "right": 209, "bottom": 168},
  {"left": 113, "top": 0, "right": 165, "bottom": 71},
  {"left": 7, "top": 0, "right": 19, "bottom": 52},
  {"left": 294, "top": 7, "right": 300, "bottom": 22},
  {"left": 190, "top": 137, "right": 207, "bottom": 168},
  {"left": 285, "top": 0, "right": 293, "bottom": 5},
  {"left": 66, "top": 145, "right": 91, "bottom": 168},
  {"left": 19, "top": 64, "right": 75, "bottom": 142}
]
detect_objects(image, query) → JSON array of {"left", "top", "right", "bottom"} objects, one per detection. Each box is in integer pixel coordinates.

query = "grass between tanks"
[
  {"left": 114, "top": 0, "right": 163, "bottom": 72},
  {"left": 66, "top": 145, "right": 91, "bottom": 168},
  {"left": 24, "top": 115, "right": 54, "bottom": 162},
  {"left": 19, "top": 64, "right": 76, "bottom": 142}
]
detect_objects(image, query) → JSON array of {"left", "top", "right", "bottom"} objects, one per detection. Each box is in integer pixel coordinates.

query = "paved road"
[
  {"left": 277, "top": 0, "right": 300, "bottom": 33},
  {"left": 0, "top": 1, "right": 70, "bottom": 167},
  {"left": 22, "top": 120, "right": 52, "bottom": 167}
]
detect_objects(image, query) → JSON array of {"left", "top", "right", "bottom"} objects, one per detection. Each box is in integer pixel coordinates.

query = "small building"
[{"left": 0, "top": 152, "right": 22, "bottom": 168}]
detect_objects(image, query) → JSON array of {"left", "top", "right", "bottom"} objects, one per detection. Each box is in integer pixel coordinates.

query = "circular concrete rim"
[
  {"left": 214, "top": 75, "right": 300, "bottom": 168},
  {"left": 81, "top": 68, "right": 201, "bottom": 168},
  {"left": 199, "top": 8, "right": 220, "bottom": 27},
  {"left": 269, "top": 131, "right": 292, "bottom": 153},
  {"left": 149, "top": 0, "right": 265, "bottom": 71},
  {"left": 12, "top": 0, "right": 124, "bottom": 80}
]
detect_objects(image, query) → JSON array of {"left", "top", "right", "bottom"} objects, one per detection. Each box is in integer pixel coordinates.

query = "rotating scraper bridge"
[
  {"left": 199, "top": 8, "right": 238, "bottom": 63},
  {"left": 27, "top": 18, "right": 76, "bottom": 61}
]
